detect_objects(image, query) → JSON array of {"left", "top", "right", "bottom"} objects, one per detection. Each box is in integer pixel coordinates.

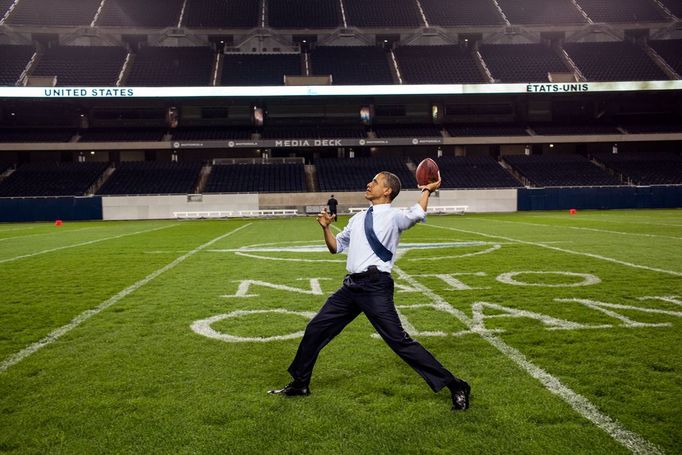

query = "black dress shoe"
[
  {"left": 268, "top": 382, "right": 310, "bottom": 396},
  {"left": 450, "top": 381, "right": 470, "bottom": 411}
]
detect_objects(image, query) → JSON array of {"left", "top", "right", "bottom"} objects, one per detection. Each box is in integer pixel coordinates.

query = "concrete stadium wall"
[
  {"left": 260, "top": 189, "right": 518, "bottom": 213},
  {"left": 101, "top": 194, "right": 259, "bottom": 220}
]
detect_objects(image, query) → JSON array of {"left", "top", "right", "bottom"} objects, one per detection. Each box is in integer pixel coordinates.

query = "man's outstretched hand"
[
  {"left": 317, "top": 208, "right": 336, "bottom": 228},
  {"left": 418, "top": 171, "right": 442, "bottom": 194}
]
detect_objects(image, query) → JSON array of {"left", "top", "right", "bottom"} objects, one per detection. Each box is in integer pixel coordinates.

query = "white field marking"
[
  {"left": 496, "top": 271, "right": 601, "bottom": 287},
  {"left": 0, "top": 224, "right": 180, "bottom": 265},
  {"left": 407, "top": 243, "right": 502, "bottom": 261},
  {"left": 425, "top": 223, "right": 682, "bottom": 277},
  {"left": 0, "top": 223, "right": 251, "bottom": 373},
  {"left": 191, "top": 309, "right": 317, "bottom": 343},
  {"left": 472, "top": 217, "right": 682, "bottom": 241},
  {"left": 392, "top": 265, "right": 664, "bottom": 455},
  {"left": 558, "top": 298, "right": 682, "bottom": 320},
  {"left": 144, "top": 251, "right": 192, "bottom": 254},
  {"left": 213, "top": 240, "right": 501, "bottom": 264},
  {"left": 0, "top": 226, "right": 99, "bottom": 243},
  {"left": 527, "top": 213, "right": 682, "bottom": 228},
  {"left": 638, "top": 295, "right": 682, "bottom": 306},
  {"left": 414, "top": 272, "right": 489, "bottom": 290},
  {"left": 0, "top": 226, "right": 35, "bottom": 232},
  {"left": 234, "top": 251, "right": 345, "bottom": 263},
  {"left": 221, "top": 278, "right": 330, "bottom": 298}
]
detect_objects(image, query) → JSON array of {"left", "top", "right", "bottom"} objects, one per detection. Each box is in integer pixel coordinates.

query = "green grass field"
[{"left": 1, "top": 209, "right": 680, "bottom": 454}]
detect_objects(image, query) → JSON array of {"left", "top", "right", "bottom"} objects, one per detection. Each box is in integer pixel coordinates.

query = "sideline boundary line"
[
  {"left": 0, "top": 224, "right": 179, "bottom": 264},
  {"left": 0, "top": 223, "right": 251, "bottom": 373},
  {"left": 425, "top": 223, "right": 682, "bottom": 277},
  {"left": 393, "top": 265, "right": 663, "bottom": 455},
  {"left": 472, "top": 217, "right": 682, "bottom": 241}
]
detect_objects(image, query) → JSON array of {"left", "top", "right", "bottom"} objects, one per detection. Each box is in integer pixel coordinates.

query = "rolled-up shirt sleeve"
[{"left": 396, "top": 203, "right": 427, "bottom": 232}]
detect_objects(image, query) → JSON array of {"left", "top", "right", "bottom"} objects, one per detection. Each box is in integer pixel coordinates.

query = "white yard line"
[
  {"left": 0, "top": 226, "right": 36, "bottom": 233},
  {"left": 0, "top": 227, "right": 99, "bottom": 243},
  {"left": 474, "top": 217, "right": 682, "bottom": 240},
  {"left": 0, "top": 224, "right": 179, "bottom": 265},
  {"left": 526, "top": 213, "right": 682, "bottom": 228},
  {"left": 393, "top": 265, "right": 663, "bottom": 455},
  {"left": 0, "top": 223, "right": 251, "bottom": 373},
  {"left": 424, "top": 224, "right": 682, "bottom": 277}
]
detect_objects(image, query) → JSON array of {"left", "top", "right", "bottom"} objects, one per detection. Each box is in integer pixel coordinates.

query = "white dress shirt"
[{"left": 335, "top": 203, "right": 426, "bottom": 274}]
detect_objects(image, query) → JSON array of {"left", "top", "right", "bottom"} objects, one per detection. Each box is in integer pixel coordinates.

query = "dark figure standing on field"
[
  {"left": 327, "top": 195, "right": 338, "bottom": 221},
  {"left": 269, "top": 171, "right": 471, "bottom": 411}
]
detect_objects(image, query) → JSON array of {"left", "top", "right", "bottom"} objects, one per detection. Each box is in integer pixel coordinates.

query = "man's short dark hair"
[{"left": 380, "top": 171, "right": 401, "bottom": 201}]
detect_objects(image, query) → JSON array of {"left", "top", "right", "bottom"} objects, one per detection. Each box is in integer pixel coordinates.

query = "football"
[{"left": 415, "top": 158, "right": 440, "bottom": 186}]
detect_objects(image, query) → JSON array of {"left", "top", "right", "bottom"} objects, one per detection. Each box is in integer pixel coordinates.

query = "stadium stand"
[
  {"left": 576, "top": 0, "right": 669, "bottom": 22},
  {"left": 563, "top": 41, "right": 669, "bottom": 81},
  {"left": 503, "top": 154, "right": 622, "bottom": 187},
  {"left": 446, "top": 125, "right": 529, "bottom": 137},
  {"left": 373, "top": 126, "right": 442, "bottom": 137},
  {"left": 204, "top": 163, "right": 307, "bottom": 193},
  {"left": 261, "top": 126, "right": 365, "bottom": 139},
  {"left": 343, "top": 0, "right": 422, "bottom": 27},
  {"left": 220, "top": 53, "right": 301, "bottom": 86},
  {"left": 0, "top": 129, "right": 74, "bottom": 142},
  {"left": 436, "top": 155, "right": 521, "bottom": 189},
  {"left": 310, "top": 46, "right": 394, "bottom": 85},
  {"left": 530, "top": 124, "right": 621, "bottom": 135},
  {"left": 126, "top": 47, "right": 214, "bottom": 87},
  {"left": 619, "top": 120, "right": 682, "bottom": 134},
  {"left": 0, "top": 45, "right": 34, "bottom": 86},
  {"left": 30, "top": 46, "right": 127, "bottom": 87},
  {"left": 182, "top": 0, "right": 259, "bottom": 28},
  {"left": 96, "top": 0, "right": 183, "bottom": 27},
  {"left": 649, "top": 39, "right": 682, "bottom": 76},
  {"left": 394, "top": 45, "right": 486, "bottom": 84},
  {"left": 5, "top": 0, "right": 100, "bottom": 26},
  {"left": 0, "top": 162, "right": 108, "bottom": 197},
  {"left": 419, "top": 0, "right": 504, "bottom": 26},
  {"left": 316, "top": 157, "right": 417, "bottom": 192},
  {"left": 593, "top": 151, "right": 682, "bottom": 185},
  {"left": 480, "top": 43, "right": 570, "bottom": 83},
  {"left": 78, "top": 129, "right": 165, "bottom": 142},
  {"left": 268, "top": 0, "right": 342, "bottom": 28},
  {"left": 0, "top": 0, "right": 13, "bottom": 16},
  {"left": 96, "top": 161, "right": 201, "bottom": 195},
  {"left": 659, "top": 0, "right": 682, "bottom": 17},
  {"left": 496, "top": 0, "right": 586, "bottom": 24},
  {"left": 171, "top": 128, "right": 253, "bottom": 141}
]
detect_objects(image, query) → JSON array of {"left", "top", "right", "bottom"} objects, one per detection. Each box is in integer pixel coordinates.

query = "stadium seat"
[
  {"left": 96, "top": 162, "right": 202, "bottom": 195},
  {"left": 503, "top": 153, "right": 622, "bottom": 187},
  {"left": 310, "top": 47, "right": 394, "bottom": 85},
  {"left": 0, "top": 162, "right": 108, "bottom": 197},
  {"left": 31, "top": 46, "right": 127, "bottom": 87},
  {"left": 0, "top": 45, "right": 35, "bottom": 86},
  {"left": 563, "top": 41, "right": 669, "bottom": 81},
  {"left": 96, "top": 0, "right": 183, "bottom": 27},
  {"left": 204, "top": 163, "right": 307, "bottom": 193},
  {"left": 221, "top": 54, "right": 302, "bottom": 86},
  {"left": 182, "top": 0, "right": 259, "bottom": 28},
  {"left": 268, "top": 0, "right": 342, "bottom": 28},
  {"left": 496, "top": 0, "right": 586, "bottom": 24},
  {"left": 395, "top": 45, "right": 486, "bottom": 84}
]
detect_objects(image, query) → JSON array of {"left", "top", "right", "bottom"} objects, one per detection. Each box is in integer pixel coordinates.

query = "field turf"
[{"left": 0, "top": 209, "right": 680, "bottom": 454}]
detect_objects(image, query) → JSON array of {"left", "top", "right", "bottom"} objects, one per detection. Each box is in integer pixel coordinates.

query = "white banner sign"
[{"left": 0, "top": 81, "right": 681, "bottom": 98}]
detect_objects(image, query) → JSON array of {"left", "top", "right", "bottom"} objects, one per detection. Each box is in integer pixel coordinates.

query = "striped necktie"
[{"left": 364, "top": 206, "right": 393, "bottom": 262}]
